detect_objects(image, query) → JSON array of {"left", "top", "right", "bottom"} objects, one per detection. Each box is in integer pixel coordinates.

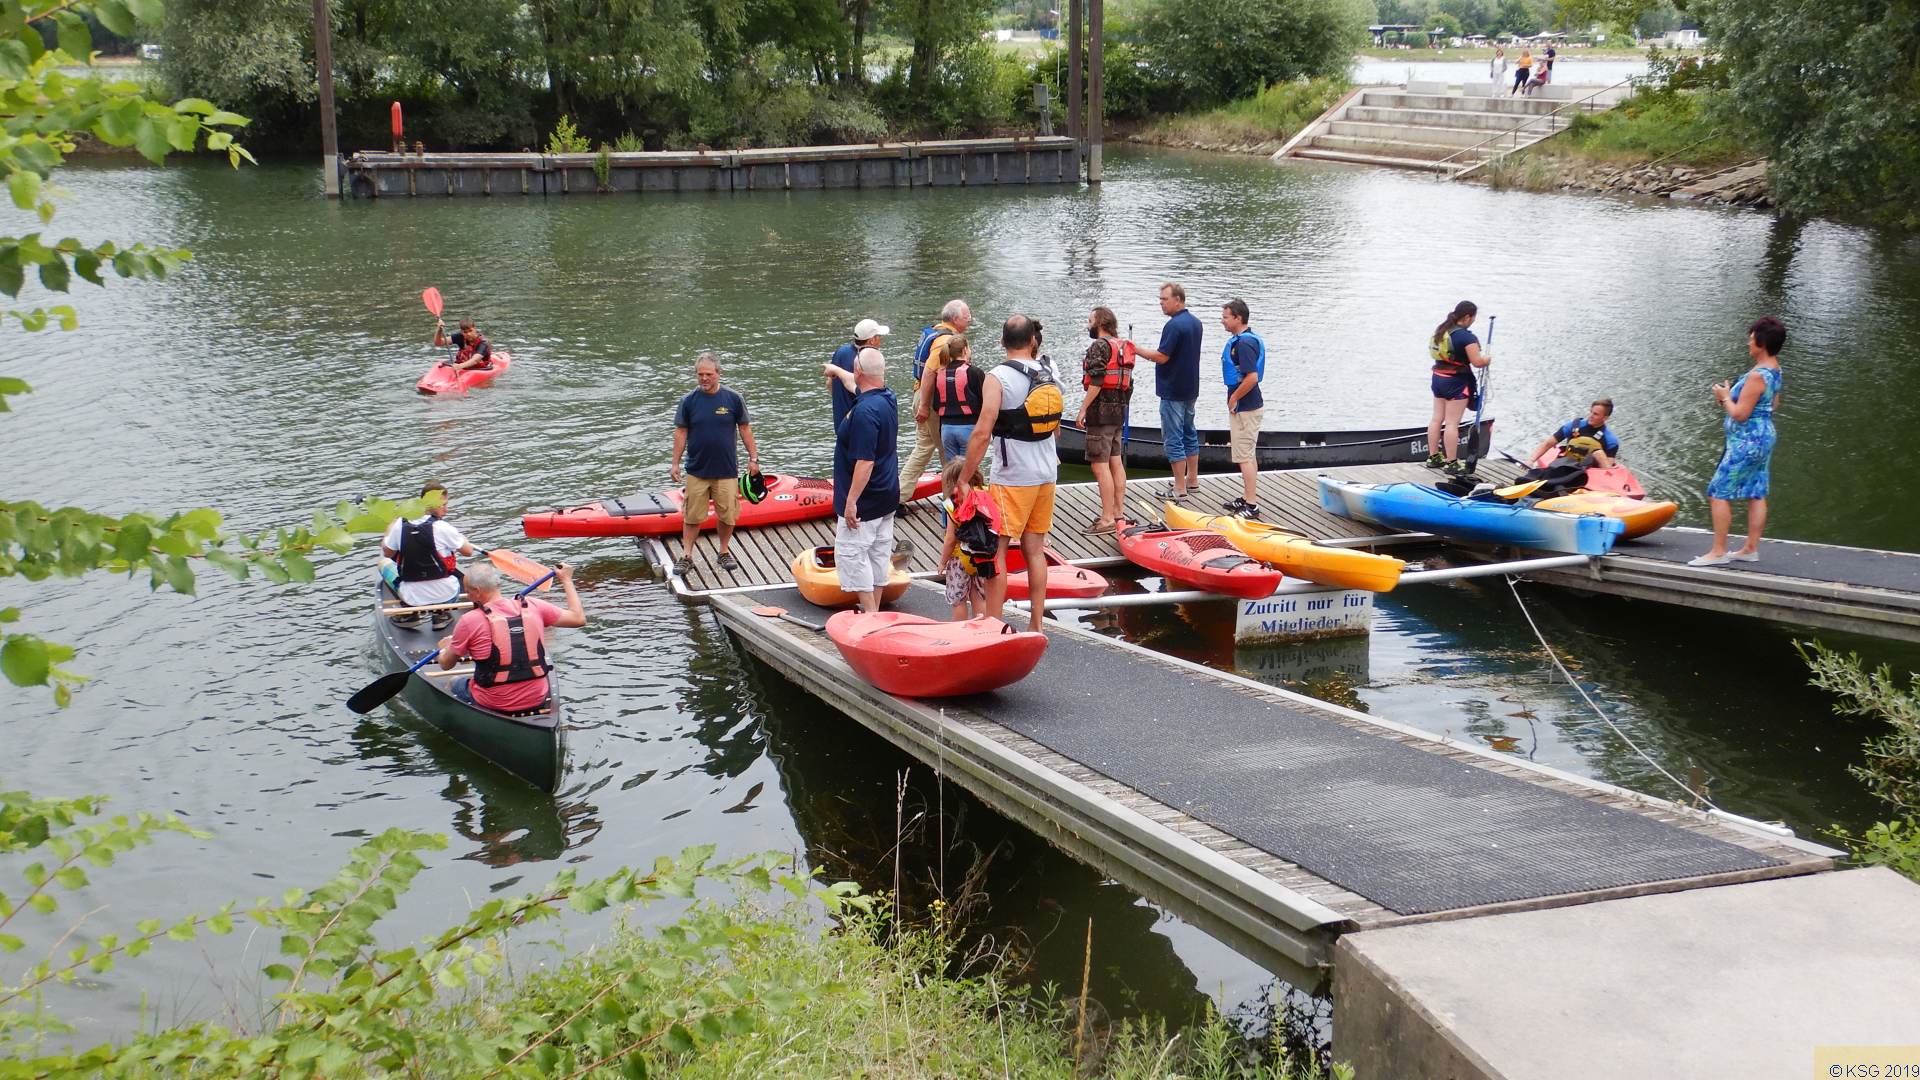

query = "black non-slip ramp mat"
[
  {"left": 1616, "top": 528, "right": 1920, "bottom": 594},
  {"left": 743, "top": 585, "right": 1778, "bottom": 916}
]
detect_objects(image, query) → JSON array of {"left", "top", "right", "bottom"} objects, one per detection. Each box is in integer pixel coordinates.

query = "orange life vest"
[
  {"left": 473, "top": 596, "right": 549, "bottom": 688},
  {"left": 1083, "top": 337, "right": 1136, "bottom": 393}
]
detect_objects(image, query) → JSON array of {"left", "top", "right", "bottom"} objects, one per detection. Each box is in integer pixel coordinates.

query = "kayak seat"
[
  {"left": 1183, "top": 533, "right": 1238, "bottom": 553},
  {"left": 601, "top": 494, "right": 676, "bottom": 518},
  {"left": 792, "top": 477, "right": 833, "bottom": 490}
]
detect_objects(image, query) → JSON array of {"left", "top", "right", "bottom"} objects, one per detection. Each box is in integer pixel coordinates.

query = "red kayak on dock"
[
  {"left": 417, "top": 351, "right": 511, "bottom": 395},
  {"left": 1116, "top": 520, "right": 1284, "bottom": 599},
  {"left": 826, "top": 610, "right": 1049, "bottom": 697},
  {"left": 1534, "top": 447, "right": 1646, "bottom": 498},
  {"left": 523, "top": 472, "right": 943, "bottom": 538},
  {"left": 1004, "top": 547, "right": 1108, "bottom": 601}
]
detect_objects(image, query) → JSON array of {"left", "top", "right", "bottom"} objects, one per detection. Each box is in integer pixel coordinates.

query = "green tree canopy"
[{"left": 1139, "top": 0, "right": 1368, "bottom": 107}]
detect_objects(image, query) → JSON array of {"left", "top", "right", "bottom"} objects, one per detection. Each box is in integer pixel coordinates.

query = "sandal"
[{"left": 1080, "top": 520, "right": 1117, "bottom": 535}]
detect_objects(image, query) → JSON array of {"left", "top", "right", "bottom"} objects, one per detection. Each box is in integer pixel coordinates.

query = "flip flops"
[{"left": 1080, "top": 520, "right": 1117, "bottom": 535}]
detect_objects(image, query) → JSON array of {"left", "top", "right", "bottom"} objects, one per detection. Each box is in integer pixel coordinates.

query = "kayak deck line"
[
  {"left": 637, "top": 458, "right": 1920, "bottom": 644},
  {"left": 702, "top": 581, "right": 1836, "bottom": 979}
]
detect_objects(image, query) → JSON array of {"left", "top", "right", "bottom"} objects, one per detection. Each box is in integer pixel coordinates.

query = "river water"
[{"left": 7, "top": 150, "right": 1920, "bottom": 1036}]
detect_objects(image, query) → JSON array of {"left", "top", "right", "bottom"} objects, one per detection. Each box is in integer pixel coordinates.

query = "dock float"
[{"left": 344, "top": 137, "right": 1081, "bottom": 198}]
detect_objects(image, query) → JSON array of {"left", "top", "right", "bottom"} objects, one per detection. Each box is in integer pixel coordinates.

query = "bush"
[
  {"left": 1137, "top": 76, "right": 1349, "bottom": 146},
  {"left": 1136, "top": 0, "right": 1369, "bottom": 108},
  {"left": 872, "top": 44, "right": 1030, "bottom": 136},
  {"left": 546, "top": 114, "right": 591, "bottom": 153},
  {"left": 1026, "top": 41, "right": 1188, "bottom": 122},
  {"left": 1562, "top": 90, "right": 1754, "bottom": 166},
  {"left": 1800, "top": 641, "right": 1920, "bottom": 884}
]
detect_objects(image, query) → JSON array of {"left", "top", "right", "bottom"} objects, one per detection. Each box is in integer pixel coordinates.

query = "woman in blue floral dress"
[{"left": 1690, "top": 316, "right": 1786, "bottom": 566}]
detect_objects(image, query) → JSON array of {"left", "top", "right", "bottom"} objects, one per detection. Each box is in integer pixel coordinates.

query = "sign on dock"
[{"left": 1236, "top": 589, "right": 1374, "bottom": 642}]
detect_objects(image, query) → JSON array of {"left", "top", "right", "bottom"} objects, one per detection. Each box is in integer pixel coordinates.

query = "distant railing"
[{"left": 1436, "top": 76, "right": 1647, "bottom": 181}]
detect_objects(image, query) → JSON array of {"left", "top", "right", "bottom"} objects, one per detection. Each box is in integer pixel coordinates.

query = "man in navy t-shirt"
[
  {"left": 669, "top": 352, "right": 759, "bottom": 577},
  {"left": 1135, "top": 282, "right": 1204, "bottom": 501},
  {"left": 832, "top": 348, "right": 902, "bottom": 612},
  {"left": 827, "top": 317, "right": 890, "bottom": 430}
]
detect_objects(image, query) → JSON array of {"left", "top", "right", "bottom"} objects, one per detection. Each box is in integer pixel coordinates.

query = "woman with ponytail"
[{"left": 1426, "top": 300, "right": 1491, "bottom": 476}]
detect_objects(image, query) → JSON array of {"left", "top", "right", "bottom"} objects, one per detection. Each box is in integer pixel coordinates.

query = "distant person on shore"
[
  {"left": 901, "top": 300, "right": 970, "bottom": 502},
  {"left": 963, "top": 314, "right": 1062, "bottom": 631},
  {"left": 1426, "top": 300, "right": 1490, "bottom": 478},
  {"left": 1218, "top": 298, "right": 1266, "bottom": 520},
  {"left": 1690, "top": 317, "right": 1786, "bottom": 567},
  {"left": 1544, "top": 44, "right": 1557, "bottom": 71},
  {"left": 1528, "top": 399, "right": 1621, "bottom": 470},
  {"left": 433, "top": 317, "right": 493, "bottom": 372},
  {"left": 669, "top": 352, "right": 759, "bottom": 577},
  {"left": 920, "top": 333, "right": 984, "bottom": 466},
  {"left": 381, "top": 481, "right": 476, "bottom": 627},
  {"left": 437, "top": 562, "right": 586, "bottom": 713},
  {"left": 1525, "top": 61, "right": 1550, "bottom": 95},
  {"left": 1490, "top": 46, "right": 1508, "bottom": 90},
  {"left": 938, "top": 459, "right": 999, "bottom": 620},
  {"left": 1135, "top": 282, "right": 1204, "bottom": 502},
  {"left": 826, "top": 317, "right": 889, "bottom": 430},
  {"left": 832, "top": 348, "right": 902, "bottom": 610},
  {"left": 1077, "top": 306, "right": 1134, "bottom": 533},
  {"left": 1511, "top": 50, "right": 1533, "bottom": 94}
]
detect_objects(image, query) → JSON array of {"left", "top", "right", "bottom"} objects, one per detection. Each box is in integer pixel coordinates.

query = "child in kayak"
[
  {"left": 939, "top": 459, "right": 1000, "bottom": 620},
  {"left": 434, "top": 317, "right": 494, "bottom": 372}
]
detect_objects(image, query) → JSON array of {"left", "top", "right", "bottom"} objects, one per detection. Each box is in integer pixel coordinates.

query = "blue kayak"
[{"left": 1318, "top": 477, "right": 1624, "bottom": 556}]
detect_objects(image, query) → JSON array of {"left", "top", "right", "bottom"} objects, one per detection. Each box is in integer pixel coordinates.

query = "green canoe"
[{"left": 371, "top": 589, "right": 566, "bottom": 792}]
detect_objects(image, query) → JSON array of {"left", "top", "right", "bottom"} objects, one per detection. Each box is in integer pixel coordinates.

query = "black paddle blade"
[{"left": 347, "top": 670, "right": 413, "bottom": 714}]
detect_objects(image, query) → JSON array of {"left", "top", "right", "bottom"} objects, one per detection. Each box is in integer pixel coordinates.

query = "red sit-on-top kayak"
[
  {"left": 1535, "top": 447, "right": 1646, "bottom": 498},
  {"left": 826, "top": 611, "right": 1049, "bottom": 697},
  {"left": 1003, "top": 547, "right": 1108, "bottom": 601},
  {"left": 522, "top": 473, "right": 943, "bottom": 539},
  {"left": 417, "top": 352, "right": 512, "bottom": 395},
  {"left": 1115, "top": 520, "right": 1284, "bottom": 599}
]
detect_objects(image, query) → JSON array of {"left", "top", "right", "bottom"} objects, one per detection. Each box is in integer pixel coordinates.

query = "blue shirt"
[
  {"left": 834, "top": 388, "right": 901, "bottom": 520},
  {"left": 1554, "top": 418, "right": 1620, "bottom": 456},
  {"left": 1154, "top": 309, "right": 1203, "bottom": 401},
  {"left": 674, "top": 386, "right": 749, "bottom": 479},
  {"left": 1225, "top": 331, "right": 1264, "bottom": 412},
  {"left": 828, "top": 341, "right": 859, "bottom": 429}
]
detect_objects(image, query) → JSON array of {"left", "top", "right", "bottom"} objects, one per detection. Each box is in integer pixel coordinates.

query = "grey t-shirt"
[{"left": 988, "top": 356, "right": 1061, "bottom": 488}]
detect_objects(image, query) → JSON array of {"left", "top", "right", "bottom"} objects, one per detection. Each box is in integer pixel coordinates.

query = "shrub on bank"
[
  {"left": 1800, "top": 642, "right": 1920, "bottom": 885},
  {"left": 1137, "top": 77, "right": 1351, "bottom": 148},
  {"left": 1561, "top": 91, "right": 1755, "bottom": 167}
]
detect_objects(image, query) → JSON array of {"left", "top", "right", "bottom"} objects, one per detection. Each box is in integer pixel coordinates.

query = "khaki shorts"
[
  {"left": 1229, "top": 408, "right": 1264, "bottom": 464},
  {"left": 1083, "top": 423, "right": 1124, "bottom": 464},
  {"left": 992, "top": 483, "right": 1056, "bottom": 538},
  {"left": 684, "top": 474, "right": 740, "bottom": 526}
]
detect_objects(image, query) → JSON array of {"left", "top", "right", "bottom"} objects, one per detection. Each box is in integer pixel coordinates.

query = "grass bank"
[
  {"left": 1483, "top": 90, "right": 1760, "bottom": 194},
  {"left": 1132, "top": 78, "right": 1349, "bottom": 153}
]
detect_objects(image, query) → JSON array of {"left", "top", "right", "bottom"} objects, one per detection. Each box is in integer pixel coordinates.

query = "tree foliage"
[
  {"left": 1137, "top": 0, "right": 1367, "bottom": 108},
  {"left": 1695, "top": 0, "right": 1920, "bottom": 226}
]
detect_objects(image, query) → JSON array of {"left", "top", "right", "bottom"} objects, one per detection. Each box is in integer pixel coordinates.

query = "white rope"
[{"left": 1504, "top": 574, "right": 1722, "bottom": 812}]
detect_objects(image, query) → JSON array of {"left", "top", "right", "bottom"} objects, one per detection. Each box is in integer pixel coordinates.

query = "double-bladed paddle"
[{"left": 349, "top": 569, "right": 557, "bottom": 714}]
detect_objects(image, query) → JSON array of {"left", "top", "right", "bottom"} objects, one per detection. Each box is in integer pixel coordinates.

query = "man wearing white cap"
[{"left": 827, "top": 318, "right": 890, "bottom": 431}]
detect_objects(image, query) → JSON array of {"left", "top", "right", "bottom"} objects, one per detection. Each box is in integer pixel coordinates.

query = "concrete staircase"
[{"left": 1276, "top": 81, "right": 1632, "bottom": 177}]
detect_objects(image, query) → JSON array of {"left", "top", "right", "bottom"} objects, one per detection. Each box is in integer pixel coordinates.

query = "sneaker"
[
  {"left": 430, "top": 610, "right": 453, "bottom": 631},
  {"left": 1222, "top": 496, "right": 1251, "bottom": 514},
  {"left": 1423, "top": 452, "right": 1447, "bottom": 470},
  {"left": 673, "top": 554, "right": 693, "bottom": 576},
  {"left": 390, "top": 611, "right": 422, "bottom": 627},
  {"left": 717, "top": 552, "right": 740, "bottom": 572},
  {"left": 1442, "top": 459, "right": 1472, "bottom": 477},
  {"left": 1236, "top": 503, "right": 1262, "bottom": 521}
]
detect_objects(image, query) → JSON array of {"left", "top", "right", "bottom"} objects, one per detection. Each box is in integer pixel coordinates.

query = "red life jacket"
[
  {"left": 453, "top": 331, "right": 490, "bottom": 366},
  {"left": 396, "top": 517, "right": 456, "bottom": 583},
  {"left": 934, "top": 363, "right": 982, "bottom": 421},
  {"left": 473, "top": 597, "right": 550, "bottom": 688},
  {"left": 1083, "top": 337, "right": 1136, "bottom": 393}
]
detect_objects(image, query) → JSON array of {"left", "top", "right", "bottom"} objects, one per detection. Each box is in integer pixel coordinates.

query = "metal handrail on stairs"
[{"left": 1434, "top": 76, "right": 1644, "bottom": 180}]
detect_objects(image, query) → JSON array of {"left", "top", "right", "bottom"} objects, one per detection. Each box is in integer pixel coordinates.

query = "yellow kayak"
[
  {"left": 1163, "top": 503, "right": 1405, "bottom": 592},
  {"left": 1532, "top": 492, "right": 1677, "bottom": 540},
  {"left": 791, "top": 545, "right": 910, "bottom": 608}
]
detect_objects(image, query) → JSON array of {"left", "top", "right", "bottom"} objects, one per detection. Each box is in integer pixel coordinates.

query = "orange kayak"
[
  {"left": 1535, "top": 448, "right": 1646, "bottom": 498},
  {"left": 791, "top": 545, "right": 910, "bottom": 608},
  {"left": 827, "top": 611, "right": 1048, "bottom": 697},
  {"left": 1004, "top": 547, "right": 1108, "bottom": 601},
  {"left": 1533, "top": 492, "right": 1677, "bottom": 539}
]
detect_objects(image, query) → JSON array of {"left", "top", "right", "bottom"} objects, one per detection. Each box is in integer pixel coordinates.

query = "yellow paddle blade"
[{"left": 1493, "top": 480, "right": 1547, "bottom": 500}]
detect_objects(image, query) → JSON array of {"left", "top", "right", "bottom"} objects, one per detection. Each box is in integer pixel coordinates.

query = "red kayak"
[
  {"left": 522, "top": 472, "right": 943, "bottom": 539},
  {"left": 1004, "top": 547, "right": 1108, "bottom": 601},
  {"left": 1115, "top": 520, "right": 1284, "bottom": 599},
  {"left": 1535, "top": 448, "right": 1646, "bottom": 498},
  {"left": 417, "top": 351, "right": 512, "bottom": 395},
  {"left": 826, "top": 611, "right": 1048, "bottom": 697}
]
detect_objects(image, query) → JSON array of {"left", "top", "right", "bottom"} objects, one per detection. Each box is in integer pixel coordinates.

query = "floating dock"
[{"left": 344, "top": 137, "right": 1080, "bottom": 199}]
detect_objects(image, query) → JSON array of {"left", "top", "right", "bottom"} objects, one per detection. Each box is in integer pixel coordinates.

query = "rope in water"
[{"left": 1503, "top": 574, "right": 1722, "bottom": 812}]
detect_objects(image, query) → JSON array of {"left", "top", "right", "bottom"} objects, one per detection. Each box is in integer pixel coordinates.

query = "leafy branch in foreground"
[
  {"left": 2, "top": 792, "right": 870, "bottom": 1078},
  {"left": 1799, "top": 641, "right": 1920, "bottom": 883}
]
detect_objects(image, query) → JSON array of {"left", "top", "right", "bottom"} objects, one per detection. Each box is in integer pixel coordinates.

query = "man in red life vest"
[
  {"left": 1076, "top": 306, "right": 1134, "bottom": 533},
  {"left": 433, "top": 316, "right": 494, "bottom": 372},
  {"left": 436, "top": 562, "right": 587, "bottom": 714}
]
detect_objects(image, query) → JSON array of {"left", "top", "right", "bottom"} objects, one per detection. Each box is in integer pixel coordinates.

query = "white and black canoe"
[{"left": 1056, "top": 418, "right": 1494, "bottom": 473}]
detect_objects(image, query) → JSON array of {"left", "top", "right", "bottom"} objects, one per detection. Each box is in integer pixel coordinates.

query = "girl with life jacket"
[
  {"left": 1077, "top": 305, "right": 1136, "bottom": 534},
  {"left": 917, "top": 333, "right": 984, "bottom": 467},
  {"left": 938, "top": 458, "right": 1001, "bottom": 620},
  {"left": 433, "top": 317, "right": 494, "bottom": 371},
  {"left": 437, "top": 561, "right": 588, "bottom": 715},
  {"left": 1425, "top": 300, "right": 1491, "bottom": 477}
]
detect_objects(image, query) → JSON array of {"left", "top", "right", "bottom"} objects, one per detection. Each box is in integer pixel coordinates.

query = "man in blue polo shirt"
[
  {"left": 669, "top": 351, "right": 758, "bottom": 577},
  {"left": 826, "top": 317, "right": 889, "bottom": 430},
  {"left": 833, "top": 348, "right": 902, "bottom": 612},
  {"left": 1135, "top": 281, "right": 1203, "bottom": 501}
]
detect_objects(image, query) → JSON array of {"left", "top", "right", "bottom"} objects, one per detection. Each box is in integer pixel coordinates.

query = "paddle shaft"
[{"left": 1466, "top": 315, "right": 1494, "bottom": 468}]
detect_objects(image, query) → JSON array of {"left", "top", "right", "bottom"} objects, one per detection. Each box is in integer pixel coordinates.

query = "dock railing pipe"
[{"left": 1012, "top": 554, "right": 1594, "bottom": 611}]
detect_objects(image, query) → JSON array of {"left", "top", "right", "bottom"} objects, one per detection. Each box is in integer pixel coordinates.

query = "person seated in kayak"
[
  {"left": 1528, "top": 398, "right": 1620, "bottom": 469},
  {"left": 436, "top": 562, "right": 586, "bottom": 714},
  {"left": 433, "top": 317, "right": 494, "bottom": 371},
  {"left": 380, "top": 482, "right": 475, "bottom": 629},
  {"left": 938, "top": 458, "right": 1000, "bottom": 621}
]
